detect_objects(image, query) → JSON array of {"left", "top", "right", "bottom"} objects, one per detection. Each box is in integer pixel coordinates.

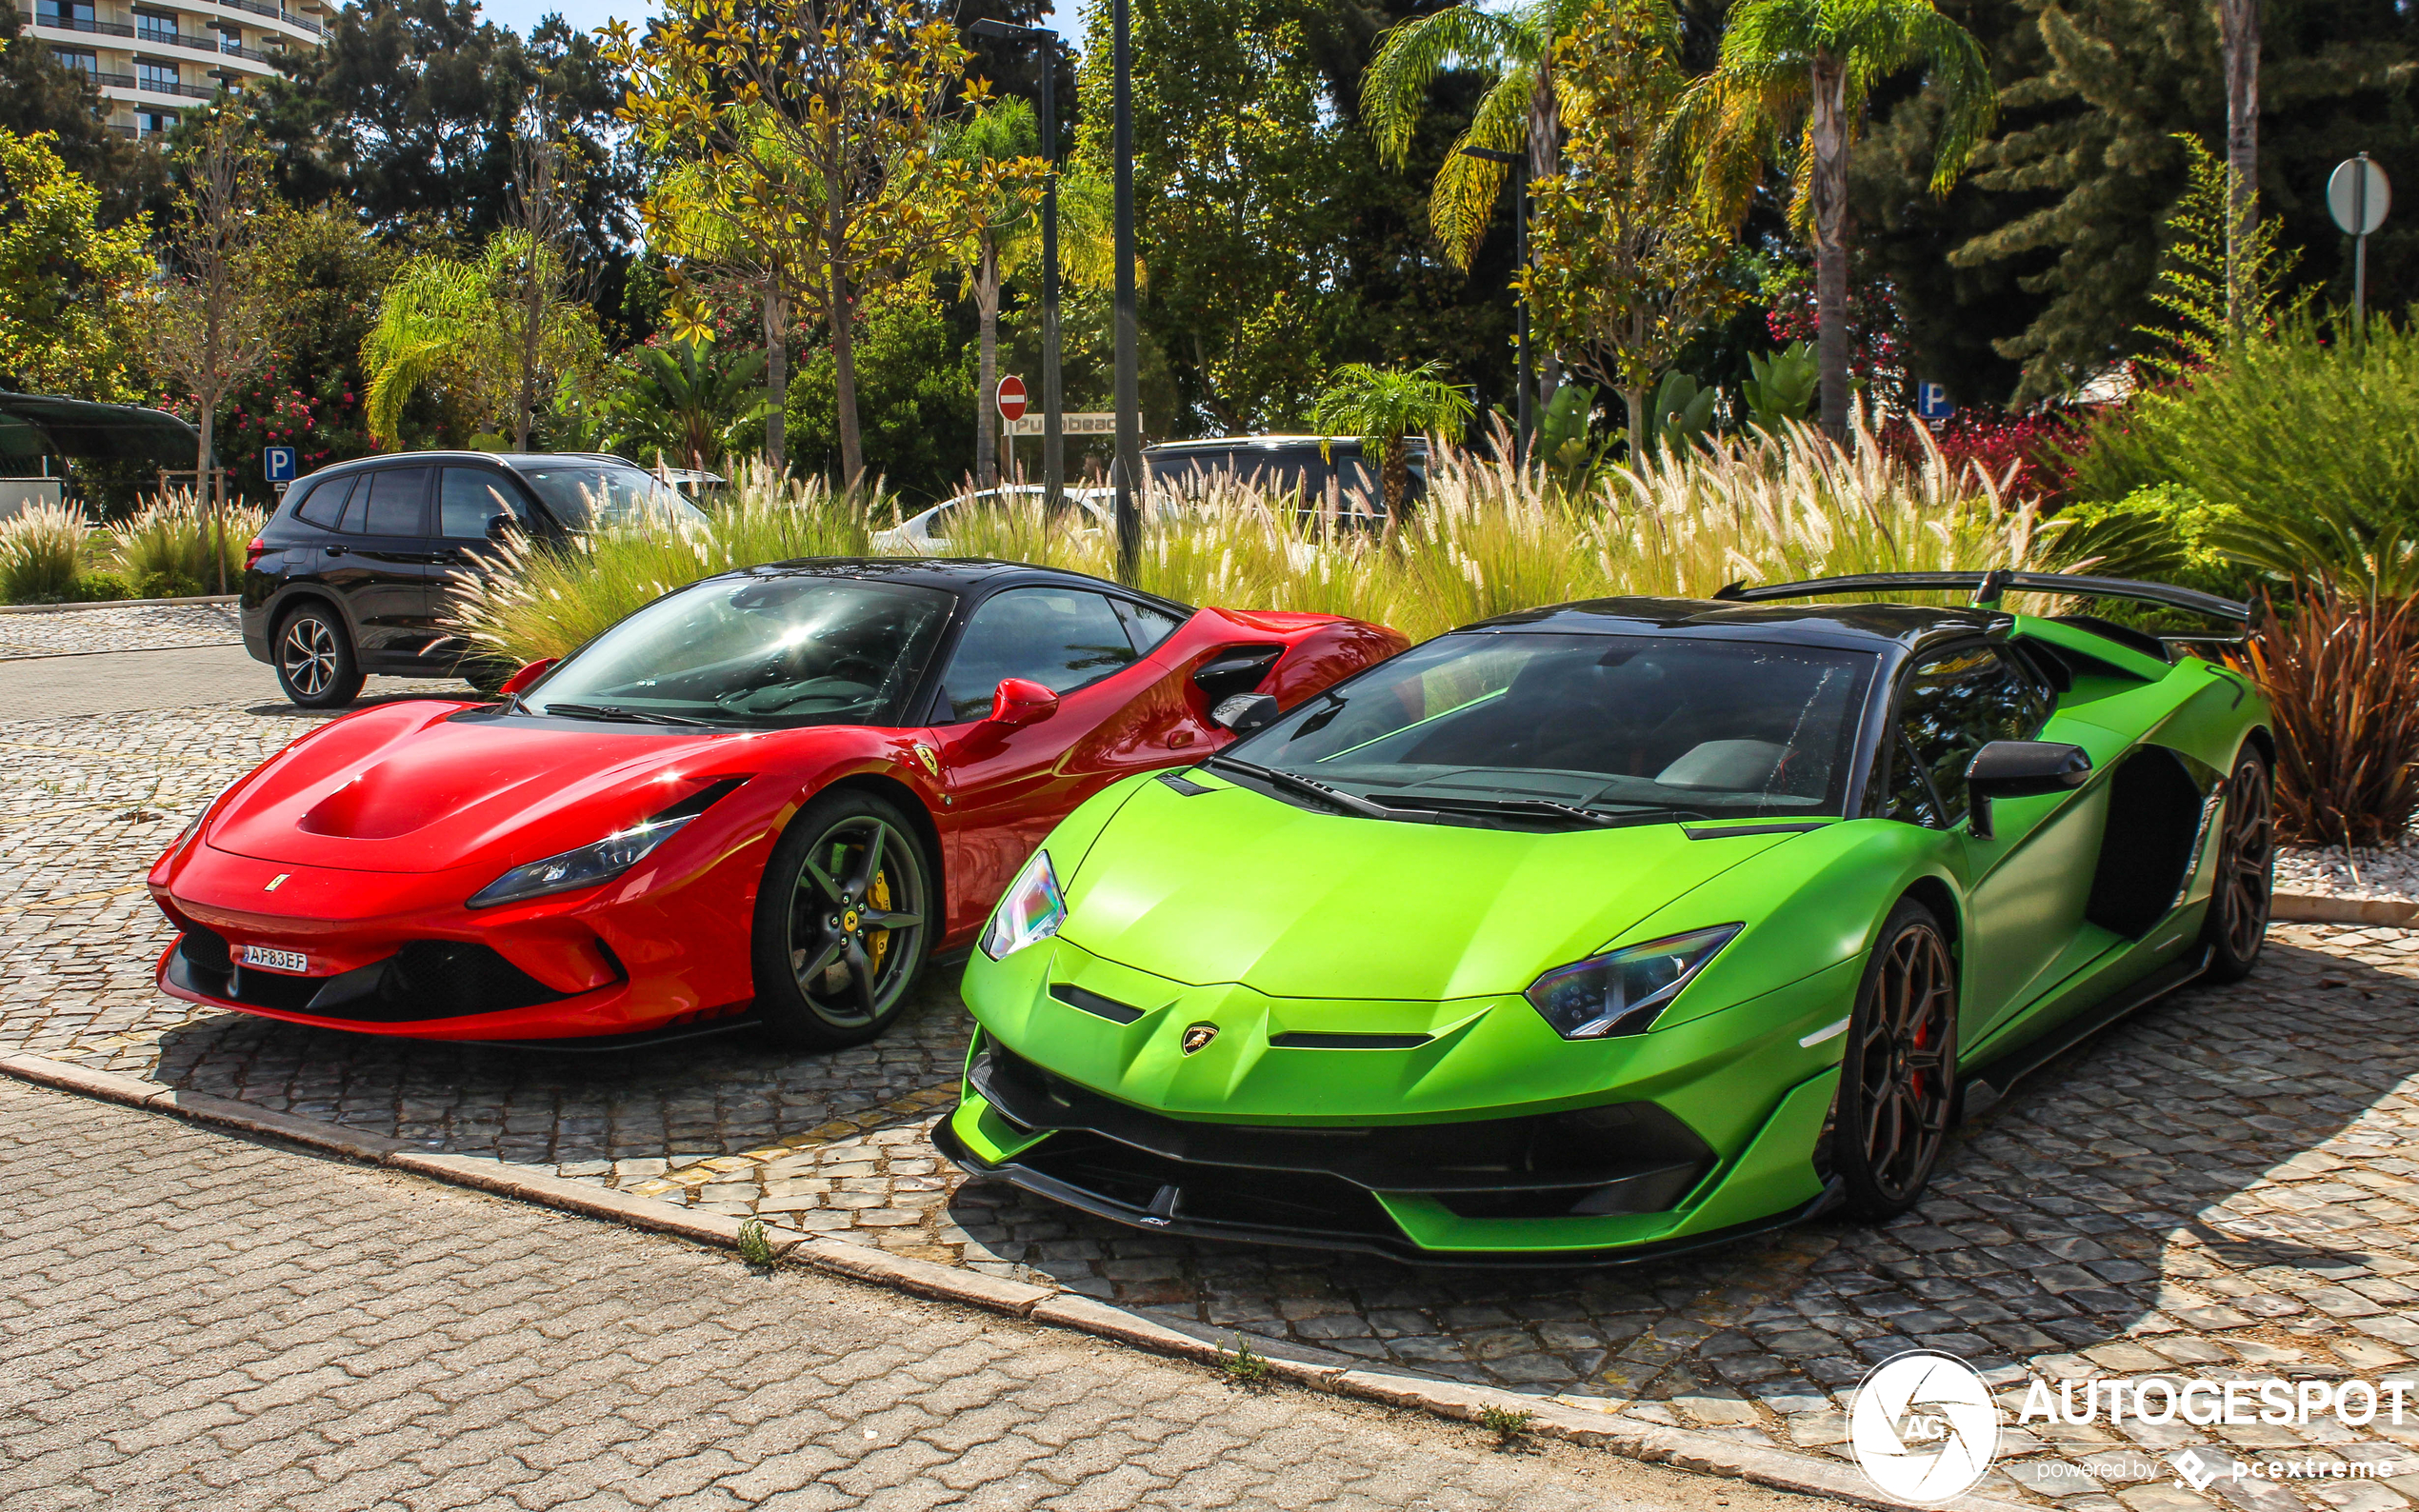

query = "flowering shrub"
[
  {"left": 1760, "top": 262, "right": 1908, "bottom": 396},
  {"left": 1882, "top": 409, "right": 2082, "bottom": 509}
]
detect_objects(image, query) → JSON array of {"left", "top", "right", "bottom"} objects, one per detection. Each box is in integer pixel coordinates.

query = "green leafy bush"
[
  {"left": 2068, "top": 319, "right": 2419, "bottom": 563},
  {"left": 0, "top": 503, "right": 89, "bottom": 604},
  {"left": 72, "top": 570, "right": 132, "bottom": 602},
  {"left": 2055, "top": 483, "right": 2255, "bottom": 601}
]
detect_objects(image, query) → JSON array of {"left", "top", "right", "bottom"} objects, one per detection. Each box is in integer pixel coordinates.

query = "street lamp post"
[
  {"left": 967, "top": 18, "right": 1063, "bottom": 514},
  {"left": 1461, "top": 145, "right": 1529, "bottom": 468},
  {"left": 1110, "top": 0, "right": 1140, "bottom": 581}
]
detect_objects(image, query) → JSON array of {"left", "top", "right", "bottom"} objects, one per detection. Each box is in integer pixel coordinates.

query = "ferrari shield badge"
[
  {"left": 913, "top": 744, "right": 940, "bottom": 776},
  {"left": 1180, "top": 1023, "right": 1219, "bottom": 1056}
]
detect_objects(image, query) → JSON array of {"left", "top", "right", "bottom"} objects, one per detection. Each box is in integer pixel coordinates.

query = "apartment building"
[{"left": 26, "top": 0, "right": 332, "bottom": 137}]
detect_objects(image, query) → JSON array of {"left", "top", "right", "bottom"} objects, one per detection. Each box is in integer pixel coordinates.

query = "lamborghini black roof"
[
  {"left": 714, "top": 557, "right": 1192, "bottom": 611},
  {"left": 1462, "top": 596, "right": 2013, "bottom": 654}
]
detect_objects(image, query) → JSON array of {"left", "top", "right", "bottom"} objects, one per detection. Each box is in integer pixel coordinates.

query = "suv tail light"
[{"left": 244, "top": 536, "right": 268, "bottom": 572}]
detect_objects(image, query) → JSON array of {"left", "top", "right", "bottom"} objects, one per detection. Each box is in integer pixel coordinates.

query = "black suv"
[
  {"left": 1143, "top": 435, "right": 1429, "bottom": 516},
  {"left": 242, "top": 451, "right": 710, "bottom": 707}
]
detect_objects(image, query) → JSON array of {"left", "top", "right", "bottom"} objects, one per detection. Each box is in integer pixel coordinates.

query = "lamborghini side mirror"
[
  {"left": 1210, "top": 692, "right": 1280, "bottom": 734},
  {"left": 1965, "top": 740, "right": 2090, "bottom": 841},
  {"left": 498, "top": 658, "right": 557, "bottom": 698},
  {"left": 987, "top": 677, "right": 1060, "bottom": 727}
]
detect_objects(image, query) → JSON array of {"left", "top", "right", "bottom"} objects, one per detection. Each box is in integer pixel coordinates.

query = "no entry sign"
[{"left": 995, "top": 375, "right": 1029, "bottom": 423}]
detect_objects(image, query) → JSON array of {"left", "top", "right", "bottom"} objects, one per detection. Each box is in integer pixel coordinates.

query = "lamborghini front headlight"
[{"left": 1525, "top": 925, "right": 1742, "bottom": 1040}]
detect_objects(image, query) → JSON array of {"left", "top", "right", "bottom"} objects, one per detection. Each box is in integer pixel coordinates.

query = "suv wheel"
[{"left": 275, "top": 606, "right": 366, "bottom": 707}]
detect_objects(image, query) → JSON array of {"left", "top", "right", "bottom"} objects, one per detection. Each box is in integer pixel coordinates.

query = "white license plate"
[{"left": 239, "top": 945, "right": 310, "bottom": 974}]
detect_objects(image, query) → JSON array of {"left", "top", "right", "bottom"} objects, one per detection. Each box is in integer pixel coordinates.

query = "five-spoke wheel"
[
  {"left": 273, "top": 606, "right": 364, "bottom": 708},
  {"left": 752, "top": 789, "right": 931, "bottom": 1048},
  {"left": 1831, "top": 899, "right": 1958, "bottom": 1219},
  {"left": 2203, "top": 747, "right": 2273, "bottom": 982}
]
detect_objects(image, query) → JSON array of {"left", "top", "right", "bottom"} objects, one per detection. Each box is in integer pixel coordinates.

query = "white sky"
[{"left": 478, "top": 0, "right": 1075, "bottom": 50}]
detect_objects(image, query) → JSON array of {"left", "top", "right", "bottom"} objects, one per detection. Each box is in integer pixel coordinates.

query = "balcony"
[
  {"left": 35, "top": 25, "right": 281, "bottom": 67},
  {"left": 195, "top": 0, "right": 322, "bottom": 35},
  {"left": 101, "top": 70, "right": 226, "bottom": 100}
]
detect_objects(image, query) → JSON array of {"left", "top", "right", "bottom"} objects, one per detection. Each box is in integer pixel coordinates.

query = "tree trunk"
[
  {"left": 828, "top": 163, "right": 864, "bottom": 491},
  {"left": 2221, "top": 0, "right": 2260, "bottom": 341},
  {"left": 1526, "top": 60, "right": 1564, "bottom": 412},
  {"left": 196, "top": 402, "right": 220, "bottom": 593},
  {"left": 832, "top": 264, "right": 864, "bottom": 491},
  {"left": 763, "top": 284, "right": 788, "bottom": 474},
  {"left": 1622, "top": 384, "right": 1648, "bottom": 460},
  {"left": 1809, "top": 46, "right": 1851, "bottom": 442},
  {"left": 976, "top": 238, "right": 1000, "bottom": 489}
]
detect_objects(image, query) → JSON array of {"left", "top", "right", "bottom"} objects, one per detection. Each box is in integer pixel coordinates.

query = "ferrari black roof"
[
  {"left": 1461, "top": 596, "right": 2012, "bottom": 652},
  {"left": 718, "top": 556, "right": 1186, "bottom": 607}
]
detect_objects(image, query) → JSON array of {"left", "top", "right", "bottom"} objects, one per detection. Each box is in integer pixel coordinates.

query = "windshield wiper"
[
  {"left": 535, "top": 701, "right": 715, "bottom": 727},
  {"left": 1366, "top": 793, "right": 1618, "bottom": 827},
  {"left": 1206, "top": 755, "right": 1397, "bottom": 820}
]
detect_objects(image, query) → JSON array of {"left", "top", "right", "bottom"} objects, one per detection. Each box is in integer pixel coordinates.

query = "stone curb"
[
  {"left": 0, "top": 593, "right": 240, "bottom": 616},
  {"left": 1, "top": 1049, "right": 2030, "bottom": 1512},
  {"left": 2272, "top": 893, "right": 2419, "bottom": 926}
]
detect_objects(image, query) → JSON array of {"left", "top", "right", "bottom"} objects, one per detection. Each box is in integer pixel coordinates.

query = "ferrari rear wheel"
[
  {"left": 2201, "top": 747, "right": 2273, "bottom": 983},
  {"left": 1830, "top": 899, "right": 1959, "bottom": 1221},
  {"left": 274, "top": 605, "right": 364, "bottom": 708},
  {"left": 752, "top": 789, "right": 932, "bottom": 1050}
]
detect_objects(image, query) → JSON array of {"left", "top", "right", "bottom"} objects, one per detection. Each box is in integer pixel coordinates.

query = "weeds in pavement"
[
  {"left": 1220, "top": 1337, "right": 1271, "bottom": 1387},
  {"left": 736, "top": 1218, "right": 776, "bottom": 1269},
  {"left": 1478, "top": 1404, "right": 1534, "bottom": 1448}
]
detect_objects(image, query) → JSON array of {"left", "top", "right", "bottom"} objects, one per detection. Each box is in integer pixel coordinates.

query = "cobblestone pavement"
[
  {"left": 0, "top": 601, "right": 241, "bottom": 659},
  {"left": 2, "top": 1078, "right": 1835, "bottom": 1512},
  {"left": 9, "top": 644, "right": 2419, "bottom": 1509}
]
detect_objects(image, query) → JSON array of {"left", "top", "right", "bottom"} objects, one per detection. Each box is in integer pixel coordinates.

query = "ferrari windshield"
[
  {"left": 1217, "top": 631, "right": 1877, "bottom": 825},
  {"left": 525, "top": 574, "right": 953, "bottom": 728}
]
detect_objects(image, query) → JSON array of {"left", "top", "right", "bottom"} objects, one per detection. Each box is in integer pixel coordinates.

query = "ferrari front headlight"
[
  {"left": 981, "top": 849, "right": 1065, "bottom": 960},
  {"left": 468, "top": 815, "right": 696, "bottom": 909},
  {"left": 1525, "top": 925, "right": 1742, "bottom": 1040}
]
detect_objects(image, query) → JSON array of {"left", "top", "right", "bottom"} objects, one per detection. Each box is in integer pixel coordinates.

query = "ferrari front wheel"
[
  {"left": 2200, "top": 747, "right": 2272, "bottom": 984},
  {"left": 1830, "top": 899, "right": 1959, "bottom": 1222},
  {"left": 752, "top": 789, "right": 933, "bottom": 1050}
]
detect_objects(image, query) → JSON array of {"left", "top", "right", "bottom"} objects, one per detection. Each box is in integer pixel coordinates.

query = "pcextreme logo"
[{"left": 1849, "top": 1351, "right": 2000, "bottom": 1504}]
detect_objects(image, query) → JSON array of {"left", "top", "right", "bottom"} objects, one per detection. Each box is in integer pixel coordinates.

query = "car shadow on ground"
[{"left": 936, "top": 932, "right": 2419, "bottom": 1413}]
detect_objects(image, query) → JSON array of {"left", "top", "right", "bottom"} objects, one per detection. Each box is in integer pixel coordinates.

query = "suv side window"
[
  {"left": 1897, "top": 644, "right": 2050, "bottom": 822},
  {"left": 938, "top": 587, "right": 1139, "bottom": 721},
  {"left": 293, "top": 475, "right": 352, "bottom": 530},
  {"left": 357, "top": 466, "right": 431, "bottom": 536},
  {"left": 439, "top": 467, "right": 530, "bottom": 539}
]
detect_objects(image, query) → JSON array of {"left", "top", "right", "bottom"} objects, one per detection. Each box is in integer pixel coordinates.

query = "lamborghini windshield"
[
  {"left": 1215, "top": 631, "right": 1876, "bottom": 826},
  {"left": 524, "top": 574, "right": 952, "bottom": 728}
]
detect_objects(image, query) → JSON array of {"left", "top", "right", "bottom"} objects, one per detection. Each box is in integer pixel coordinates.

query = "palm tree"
[
  {"left": 1362, "top": 0, "right": 1589, "bottom": 270},
  {"left": 361, "top": 231, "right": 601, "bottom": 448},
  {"left": 1308, "top": 361, "right": 1474, "bottom": 530},
  {"left": 1670, "top": 0, "right": 1993, "bottom": 438},
  {"left": 600, "top": 341, "right": 774, "bottom": 472},
  {"left": 937, "top": 96, "right": 1114, "bottom": 488}
]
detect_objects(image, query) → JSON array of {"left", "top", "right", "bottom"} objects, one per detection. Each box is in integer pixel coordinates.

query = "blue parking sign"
[
  {"left": 263, "top": 446, "right": 296, "bottom": 483},
  {"left": 1915, "top": 383, "right": 1953, "bottom": 421}
]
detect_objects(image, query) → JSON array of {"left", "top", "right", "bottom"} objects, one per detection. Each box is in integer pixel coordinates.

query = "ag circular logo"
[{"left": 1849, "top": 1350, "right": 2000, "bottom": 1503}]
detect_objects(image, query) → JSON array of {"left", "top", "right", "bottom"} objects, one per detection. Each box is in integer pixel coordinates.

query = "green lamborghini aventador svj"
[{"left": 937, "top": 572, "right": 2274, "bottom": 1263}]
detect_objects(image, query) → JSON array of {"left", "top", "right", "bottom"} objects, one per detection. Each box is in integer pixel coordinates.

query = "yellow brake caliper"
[{"left": 867, "top": 867, "right": 893, "bottom": 975}]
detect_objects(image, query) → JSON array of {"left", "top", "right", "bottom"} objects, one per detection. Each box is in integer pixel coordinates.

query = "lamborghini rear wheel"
[
  {"left": 1831, "top": 899, "right": 1959, "bottom": 1221},
  {"left": 752, "top": 789, "right": 932, "bottom": 1050},
  {"left": 2200, "top": 748, "right": 2272, "bottom": 984}
]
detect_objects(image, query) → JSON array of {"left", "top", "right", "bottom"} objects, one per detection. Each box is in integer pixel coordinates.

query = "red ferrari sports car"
[{"left": 150, "top": 560, "right": 1406, "bottom": 1048}]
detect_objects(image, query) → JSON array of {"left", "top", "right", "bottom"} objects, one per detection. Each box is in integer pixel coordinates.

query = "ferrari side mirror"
[
  {"left": 1210, "top": 692, "right": 1280, "bottom": 734},
  {"left": 988, "top": 677, "right": 1060, "bottom": 727},
  {"left": 1965, "top": 740, "right": 2090, "bottom": 841},
  {"left": 498, "top": 657, "right": 557, "bottom": 698}
]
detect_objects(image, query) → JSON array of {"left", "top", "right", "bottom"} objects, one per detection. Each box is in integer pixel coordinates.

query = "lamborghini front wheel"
[{"left": 1831, "top": 898, "right": 1959, "bottom": 1221}]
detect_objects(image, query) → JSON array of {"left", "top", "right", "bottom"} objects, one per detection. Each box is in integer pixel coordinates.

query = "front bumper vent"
[{"left": 168, "top": 929, "right": 589, "bottom": 1022}]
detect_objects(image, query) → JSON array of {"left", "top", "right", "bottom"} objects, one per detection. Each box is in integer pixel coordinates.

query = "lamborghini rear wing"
[{"left": 1711, "top": 570, "right": 2253, "bottom": 627}]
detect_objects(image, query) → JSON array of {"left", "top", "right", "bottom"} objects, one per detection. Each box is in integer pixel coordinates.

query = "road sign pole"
[
  {"left": 2355, "top": 152, "right": 2371, "bottom": 343},
  {"left": 1038, "top": 38, "right": 1064, "bottom": 517}
]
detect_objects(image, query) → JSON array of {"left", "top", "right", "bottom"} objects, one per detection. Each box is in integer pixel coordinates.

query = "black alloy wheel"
[
  {"left": 2202, "top": 748, "right": 2273, "bottom": 982},
  {"left": 274, "top": 606, "right": 365, "bottom": 708},
  {"left": 751, "top": 789, "right": 932, "bottom": 1050},
  {"left": 1831, "top": 899, "right": 1959, "bottom": 1220}
]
